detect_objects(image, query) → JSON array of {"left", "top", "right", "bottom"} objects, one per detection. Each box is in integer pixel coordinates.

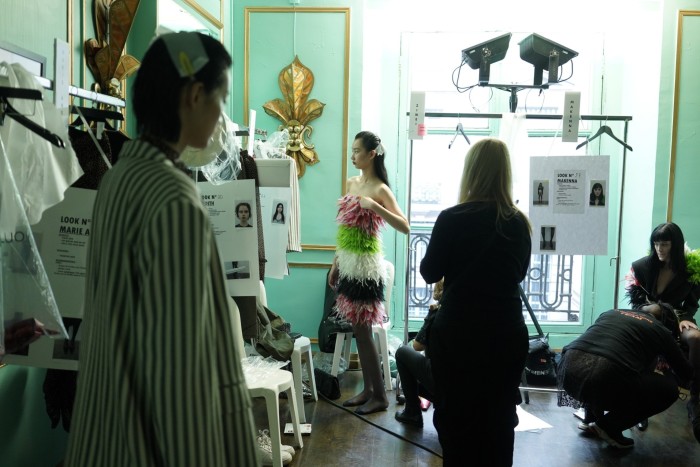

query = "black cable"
[
  {"left": 452, "top": 60, "right": 477, "bottom": 94},
  {"left": 316, "top": 391, "right": 443, "bottom": 459}
]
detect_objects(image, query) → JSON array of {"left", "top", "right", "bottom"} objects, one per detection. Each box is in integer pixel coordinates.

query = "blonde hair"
[{"left": 458, "top": 138, "right": 531, "bottom": 233}]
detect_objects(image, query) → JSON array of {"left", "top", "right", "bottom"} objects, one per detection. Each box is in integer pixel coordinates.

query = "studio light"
[
  {"left": 461, "top": 32, "right": 512, "bottom": 85},
  {"left": 518, "top": 33, "right": 578, "bottom": 85}
]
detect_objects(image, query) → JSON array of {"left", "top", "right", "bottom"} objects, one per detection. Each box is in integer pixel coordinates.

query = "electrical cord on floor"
[{"left": 316, "top": 391, "right": 443, "bottom": 459}]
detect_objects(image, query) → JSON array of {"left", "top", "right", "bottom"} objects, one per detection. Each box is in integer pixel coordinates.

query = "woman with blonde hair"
[{"left": 421, "top": 138, "right": 532, "bottom": 466}]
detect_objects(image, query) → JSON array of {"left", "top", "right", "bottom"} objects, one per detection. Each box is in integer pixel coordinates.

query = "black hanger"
[
  {"left": 448, "top": 123, "right": 470, "bottom": 149},
  {"left": 70, "top": 105, "right": 123, "bottom": 123},
  {"left": 576, "top": 124, "right": 632, "bottom": 152},
  {"left": 0, "top": 96, "right": 65, "bottom": 148},
  {"left": 69, "top": 105, "right": 123, "bottom": 130}
]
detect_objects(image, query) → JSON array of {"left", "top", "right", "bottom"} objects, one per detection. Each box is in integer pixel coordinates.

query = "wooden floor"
[{"left": 251, "top": 368, "right": 700, "bottom": 466}]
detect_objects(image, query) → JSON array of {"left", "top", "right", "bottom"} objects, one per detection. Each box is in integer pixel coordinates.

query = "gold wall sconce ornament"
[
  {"left": 84, "top": 0, "right": 141, "bottom": 98},
  {"left": 262, "top": 56, "right": 325, "bottom": 178}
]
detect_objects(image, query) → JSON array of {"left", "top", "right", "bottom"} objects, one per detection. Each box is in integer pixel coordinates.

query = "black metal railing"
[{"left": 406, "top": 230, "right": 580, "bottom": 323}]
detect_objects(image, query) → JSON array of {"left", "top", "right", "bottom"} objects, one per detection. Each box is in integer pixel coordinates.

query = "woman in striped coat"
[{"left": 65, "top": 32, "right": 258, "bottom": 466}]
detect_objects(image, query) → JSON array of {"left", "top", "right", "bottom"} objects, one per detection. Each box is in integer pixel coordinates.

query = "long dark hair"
[
  {"left": 649, "top": 222, "right": 687, "bottom": 273},
  {"left": 133, "top": 33, "right": 232, "bottom": 141},
  {"left": 355, "top": 131, "right": 389, "bottom": 187}
]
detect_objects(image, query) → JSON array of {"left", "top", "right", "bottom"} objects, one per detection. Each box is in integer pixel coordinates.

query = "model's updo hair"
[{"left": 355, "top": 131, "right": 389, "bottom": 187}]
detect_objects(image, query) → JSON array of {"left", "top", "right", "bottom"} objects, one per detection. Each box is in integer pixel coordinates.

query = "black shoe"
[
  {"left": 636, "top": 419, "right": 648, "bottom": 431},
  {"left": 395, "top": 409, "right": 423, "bottom": 428},
  {"left": 688, "top": 398, "right": 700, "bottom": 443},
  {"left": 591, "top": 422, "right": 634, "bottom": 449}
]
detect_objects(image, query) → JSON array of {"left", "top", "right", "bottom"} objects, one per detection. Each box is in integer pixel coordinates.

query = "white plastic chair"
[
  {"left": 247, "top": 370, "right": 303, "bottom": 467},
  {"left": 291, "top": 336, "right": 317, "bottom": 422},
  {"left": 260, "top": 282, "right": 318, "bottom": 423},
  {"left": 330, "top": 259, "right": 395, "bottom": 391},
  {"left": 229, "top": 295, "right": 303, "bottom": 467}
]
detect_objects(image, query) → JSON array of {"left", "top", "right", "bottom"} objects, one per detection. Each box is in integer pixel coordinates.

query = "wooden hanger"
[{"left": 576, "top": 124, "right": 632, "bottom": 151}]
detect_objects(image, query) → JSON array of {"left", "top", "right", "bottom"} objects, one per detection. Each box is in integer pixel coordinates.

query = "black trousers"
[
  {"left": 429, "top": 309, "right": 528, "bottom": 467},
  {"left": 562, "top": 349, "right": 679, "bottom": 433},
  {"left": 395, "top": 344, "right": 435, "bottom": 411}
]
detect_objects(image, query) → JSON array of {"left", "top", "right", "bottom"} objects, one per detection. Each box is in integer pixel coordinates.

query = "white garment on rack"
[
  {"left": 287, "top": 158, "right": 301, "bottom": 252},
  {"left": 0, "top": 62, "right": 82, "bottom": 232}
]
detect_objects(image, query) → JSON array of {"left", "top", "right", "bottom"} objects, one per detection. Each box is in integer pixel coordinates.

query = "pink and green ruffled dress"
[{"left": 334, "top": 194, "right": 387, "bottom": 326}]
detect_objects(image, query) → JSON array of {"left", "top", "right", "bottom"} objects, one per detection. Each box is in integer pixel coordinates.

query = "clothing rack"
[{"left": 404, "top": 111, "right": 632, "bottom": 342}]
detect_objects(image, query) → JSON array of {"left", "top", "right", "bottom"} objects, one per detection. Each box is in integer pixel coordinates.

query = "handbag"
[
  {"left": 314, "top": 367, "right": 341, "bottom": 400},
  {"left": 524, "top": 333, "right": 557, "bottom": 386}
]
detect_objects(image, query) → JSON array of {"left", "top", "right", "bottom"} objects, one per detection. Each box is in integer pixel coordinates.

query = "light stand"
[{"left": 478, "top": 83, "right": 549, "bottom": 113}]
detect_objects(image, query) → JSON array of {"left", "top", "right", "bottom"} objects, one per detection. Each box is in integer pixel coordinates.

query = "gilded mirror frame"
[
  {"left": 244, "top": 7, "right": 350, "bottom": 254},
  {"left": 668, "top": 10, "right": 700, "bottom": 221}
]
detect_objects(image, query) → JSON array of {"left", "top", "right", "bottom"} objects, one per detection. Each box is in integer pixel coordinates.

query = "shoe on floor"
[
  {"left": 688, "top": 398, "right": 700, "bottom": 443},
  {"left": 590, "top": 422, "right": 634, "bottom": 449},
  {"left": 395, "top": 409, "right": 423, "bottom": 427},
  {"left": 577, "top": 422, "right": 597, "bottom": 436},
  {"left": 257, "top": 429, "right": 294, "bottom": 465}
]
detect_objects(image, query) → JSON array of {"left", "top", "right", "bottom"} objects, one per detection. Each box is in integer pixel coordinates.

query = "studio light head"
[
  {"left": 462, "top": 32, "right": 512, "bottom": 85},
  {"left": 518, "top": 33, "right": 578, "bottom": 85}
]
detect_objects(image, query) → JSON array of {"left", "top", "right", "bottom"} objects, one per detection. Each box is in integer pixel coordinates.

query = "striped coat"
[{"left": 64, "top": 140, "right": 259, "bottom": 466}]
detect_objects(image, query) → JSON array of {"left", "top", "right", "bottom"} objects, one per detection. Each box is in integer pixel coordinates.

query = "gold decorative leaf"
[
  {"left": 278, "top": 56, "right": 314, "bottom": 116},
  {"left": 300, "top": 147, "right": 320, "bottom": 165},
  {"left": 298, "top": 100, "right": 325, "bottom": 124},
  {"left": 262, "top": 98, "right": 292, "bottom": 123},
  {"left": 94, "top": 0, "right": 114, "bottom": 47},
  {"left": 113, "top": 54, "right": 140, "bottom": 82},
  {"left": 84, "top": 38, "right": 103, "bottom": 85}
]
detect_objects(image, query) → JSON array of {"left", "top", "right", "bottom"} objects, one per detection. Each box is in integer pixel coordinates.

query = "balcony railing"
[{"left": 406, "top": 230, "right": 580, "bottom": 324}]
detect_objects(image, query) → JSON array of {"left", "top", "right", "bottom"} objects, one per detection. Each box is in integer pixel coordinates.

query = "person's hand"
[
  {"left": 680, "top": 320, "right": 699, "bottom": 332},
  {"left": 642, "top": 302, "right": 663, "bottom": 315},
  {"left": 359, "top": 196, "right": 377, "bottom": 211},
  {"left": 3, "top": 318, "right": 54, "bottom": 355},
  {"left": 328, "top": 262, "right": 339, "bottom": 290}
]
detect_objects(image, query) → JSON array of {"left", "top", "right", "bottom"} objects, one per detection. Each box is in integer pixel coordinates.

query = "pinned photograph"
[
  {"left": 540, "top": 226, "right": 557, "bottom": 251},
  {"left": 52, "top": 317, "right": 82, "bottom": 360},
  {"left": 589, "top": 181, "right": 606, "bottom": 207},
  {"left": 271, "top": 200, "right": 287, "bottom": 225},
  {"left": 226, "top": 260, "right": 251, "bottom": 280},
  {"left": 533, "top": 180, "right": 549, "bottom": 206},
  {"left": 235, "top": 201, "right": 254, "bottom": 228}
]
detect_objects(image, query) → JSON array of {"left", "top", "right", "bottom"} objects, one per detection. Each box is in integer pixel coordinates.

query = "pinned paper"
[{"left": 562, "top": 91, "right": 581, "bottom": 143}]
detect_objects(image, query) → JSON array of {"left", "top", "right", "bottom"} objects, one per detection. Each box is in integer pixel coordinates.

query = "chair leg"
[
  {"left": 286, "top": 382, "right": 304, "bottom": 449},
  {"left": 305, "top": 348, "right": 318, "bottom": 401},
  {"left": 343, "top": 335, "right": 352, "bottom": 366},
  {"left": 331, "top": 333, "right": 346, "bottom": 377},
  {"left": 291, "top": 348, "right": 306, "bottom": 423},
  {"left": 520, "top": 369, "right": 530, "bottom": 404},
  {"left": 376, "top": 327, "right": 393, "bottom": 391},
  {"left": 264, "top": 389, "right": 284, "bottom": 467}
]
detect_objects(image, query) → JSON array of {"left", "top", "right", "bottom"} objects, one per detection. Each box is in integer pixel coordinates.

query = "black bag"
[
  {"left": 314, "top": 367, "right": 341, "bottom": 400},
  {"left": 318, "top": 270, "right": 353, "bottom": 353},
  {"left": 524, "top": 334, "right": 557, "bottom": 386}
]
